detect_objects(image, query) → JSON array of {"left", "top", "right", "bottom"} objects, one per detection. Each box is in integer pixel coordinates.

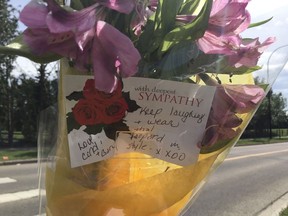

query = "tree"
[
  {"left": 0, "top": 1, "right": 58, "bottom": 146},
  {"left": 245, "top": 89, "right": 288, "bottom": 138},
  {"left": 0, "top": 0, "right": 18, "bottom": 146},
  {"left": 14, "top": 65, "right": 58, "bottom": 145}
]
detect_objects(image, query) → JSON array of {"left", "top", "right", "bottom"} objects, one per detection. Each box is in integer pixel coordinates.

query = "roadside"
[
  {"left": 280, "top": 206, "right": 288, "bottom": 216},
  {"left": 1, "top": 139, "right": 287, "bottom": 215},
  {"left": 2, "top": 137, "right": 287, "bottom": 164},
  {"left": 257, "top": 191, "right": 288, "bottom": 216},
  {"left": 0, "top": 148, "right": 37, "bottom": 165},
  {"left": 236, "top": 137, "right": 288, "bottom": 146}
]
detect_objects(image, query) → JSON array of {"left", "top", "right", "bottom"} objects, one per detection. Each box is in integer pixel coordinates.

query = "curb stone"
[
  {"left": 256, "top": 191, "right": 288, "bottom": 216},
  {"left": 0, "top": 158, "right": 38, "bottom": 166}
]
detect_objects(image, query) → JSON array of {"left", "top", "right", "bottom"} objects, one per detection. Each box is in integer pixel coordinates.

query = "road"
[
  {"left": 185, "top": 142, "right": 288, "bottom": 216},
  {"left": 0, "top": 142, "right": 287, "bottom": 216},
  {"left": 0, "top": 163, "right": 46, "bottom": 216}
]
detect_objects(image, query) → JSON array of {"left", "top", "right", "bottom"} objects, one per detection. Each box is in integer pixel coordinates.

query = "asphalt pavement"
[{"left": 1, "top": 143, "right": 288, "bottom": 215}]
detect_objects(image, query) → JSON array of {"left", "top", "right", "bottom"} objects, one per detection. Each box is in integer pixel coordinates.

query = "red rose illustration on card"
[{"left": 66, "top": 79, "right": 140, "bottom": 140}]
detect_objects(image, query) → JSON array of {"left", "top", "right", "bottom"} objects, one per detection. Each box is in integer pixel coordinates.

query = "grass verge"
[
  {"left": 236, "top": 137, "right": 288, "bottom": 146},
  {"left": 0, "top": 148, "right": 37, "bottom": 161},
  {"left": 280, "top": 206, "right": 288, "bottom": 216},
  {"left": 1, "top": 137, "right": 287, "bottom": 161}
]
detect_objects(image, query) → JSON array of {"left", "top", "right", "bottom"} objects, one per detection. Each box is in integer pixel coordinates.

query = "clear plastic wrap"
[{"left": 38, "top": 43, "right": 288, "bottom": 215}]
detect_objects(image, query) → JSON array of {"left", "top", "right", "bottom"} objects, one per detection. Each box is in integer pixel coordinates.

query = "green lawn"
[{"left": 0, "top": 148, "right": 37, "bottom": 161}]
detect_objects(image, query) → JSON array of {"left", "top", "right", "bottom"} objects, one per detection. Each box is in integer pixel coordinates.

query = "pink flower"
[
  {"left": 175, "top": 0, "right": 251, "bottom": 56},
  {"left": 198, "top": 73, "right": 265, "bottom": 147},
  {"left": 130, "top": 0, "right": 158, "bottom": 35},
  {"left": 178, "top": 0, "right": 275, "bottom": 68},
  {"left": 97, "top": 0, "right": 135, "bottom": 14},
  {"left": 20, "top": 0, "right": 141, "bottom": 93},
  {"left": 195, "top": 31, "right": 241, "bottom": 55},
  {"left": 228, "top": 37, "right": 276, "bottom": 68},
  {"left": 208, "top": 0, "right": 251, "bottom": 35},
  {"left": 197, "top": 0, "right": 251, "bottom": 55},
  {"left": 92, "top": 21, "right": 141, "bottom": 92}
]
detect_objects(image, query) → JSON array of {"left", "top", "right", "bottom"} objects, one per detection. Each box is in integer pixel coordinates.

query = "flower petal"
[
  {"left": 92, "top": 36, "right": 118, "bottom": 92},
  {"left": 45, "top": 0, "right": 97, "bottom": 33},
  {"left": 23, "top": 28, "right": 51, "bottom": 54},
  {"left": 75, "top": 28, "right": 95, "bottom": 51},
  {"left": 23, "top": 28, "right": 81, "bottom": 59},
  {"left": 197, "top": 31, "right": 240, "bottom": 54},
  {"left": 223, "top": 84, "right": 265, "bottom": 113},
  {"left": 19, "top": 0, "right": 48, "bottom": 28},
  {"left": 99, "top": 0, "right": 135, "bottom": 14},
  {"left": 96, "top": 21, "right": 141, "bottom": 77}
]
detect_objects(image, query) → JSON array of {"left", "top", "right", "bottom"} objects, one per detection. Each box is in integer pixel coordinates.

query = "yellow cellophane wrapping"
[{"left": 45, "top": 60, "right": 255, "bottom": 216}]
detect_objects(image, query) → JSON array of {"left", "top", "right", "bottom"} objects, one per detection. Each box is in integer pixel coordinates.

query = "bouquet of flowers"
[{"left": 0, "top": 0, "right": 278, "bottom": 215}]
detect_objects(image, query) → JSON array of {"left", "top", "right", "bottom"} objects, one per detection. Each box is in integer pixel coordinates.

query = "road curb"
[
  {"left": 256, "top": 191, "right": 288, "bottom": 216},
  {"left": 0, "top": 158, "right": 38, "bottom": 166}
]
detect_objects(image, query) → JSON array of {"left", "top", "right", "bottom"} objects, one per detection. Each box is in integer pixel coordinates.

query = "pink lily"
[
  {"left": 195, "top": 31, "right": 241, "bottom": 54},
  {"left": 228, "top": 37, "right": 276, "bottom": 68},
  {"left": 130, "top": 0, "right": 158, "bottom": 35},
  {"left": 98, "top": 0, "right": 135, "bottom": 14},
  {"left": 197, "top": 0, "right": 251, "bottom": 55},
  {"left": 208, "top": 0, "right": 251, "bottom": 36},
  {"left": 198, "top": 73, "right": 265, "bottom": 147},
  {"left": 175, "top": 0, "right": 251, "bottom": 55},
  {"left": 20, "top": 0, "right": 141, "bottom": 93},
  {"left": 92, "top": 21, "right": 141, "bottom": 92}
]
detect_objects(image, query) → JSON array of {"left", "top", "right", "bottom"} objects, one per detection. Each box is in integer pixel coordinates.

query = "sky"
[
  {"left": 9, "top": 0, "right": 288, "bottom": 106},
  {"left": 244, "top": 0, "right": 288, "bottom": 101}
]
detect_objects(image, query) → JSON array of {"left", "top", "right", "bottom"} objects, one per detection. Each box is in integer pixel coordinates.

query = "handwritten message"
[
  {"left": 116, "top": 78, "right": 215, "bottom": 165},
  {"left": 64, "top": 76, "right": 216, "bottom": 167}
]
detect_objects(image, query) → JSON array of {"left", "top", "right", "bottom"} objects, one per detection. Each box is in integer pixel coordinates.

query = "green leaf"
[
  {"left": 0, "top": 35, "right": 61, "bottom": 63},
  {"left": 159, "top": 41, "right": 200, "bottom": 79},
  {"left": 54, "top": 0, "right": 64, "bottom": 5},
  {"left": 70, "top": 0, "right": 84, "bottom": 10},
  {"left": 136, "top": 20, "right": 157, "bottom": 58},
  {"left": 219, "top": 65, "right": 262, "bottom": 75},
  {"left": 80, "top": 0, "right": 94, "bottom": 7},
  {"left": 159, "top": 0, "right": 213, "bottom": 55},
  {"left": 249, "top": 17, "right": 273, "bottom": 28},
  {"left": 179, "top": 0, "right": 202, "bottom": 14},
  {"left": 160, "top": 0, "right": 184, "bottom": 34},
  {"left": 136, "top": 0, "right": 184, "bottom": 60}
]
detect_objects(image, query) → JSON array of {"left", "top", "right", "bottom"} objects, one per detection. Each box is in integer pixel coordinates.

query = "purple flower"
[
  {"left": 177, "top": 0, "right": 275, "bottom": 68},
  {"left": 130, "top": 0, "right": 158, "bottom": 35},
  {"left": 97, "top": 0, "right": 135, "bottom": 14},
  {"left": 92, "top": 21, "right": 141, "bottom": 92},
  {"left": 208, "top": 0, "right": 251, "bottom": 36},
  {"left": 197, "top": 0, "right": 251, "bottom": 55},
  {"left": 175, "top": 0, "right": 251, "bottom": 56},
  {"left": 19, "top": 0, "right": 141, "bottom": 93},
  {"left": 228, "top": 37, "right": 276, "bottom": 68},
  {"left": 198, "top": 73, "right": 265, "bottom": 147},
  {"left": 195, "top": 31, "right": 241, "bottom": 55}
]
